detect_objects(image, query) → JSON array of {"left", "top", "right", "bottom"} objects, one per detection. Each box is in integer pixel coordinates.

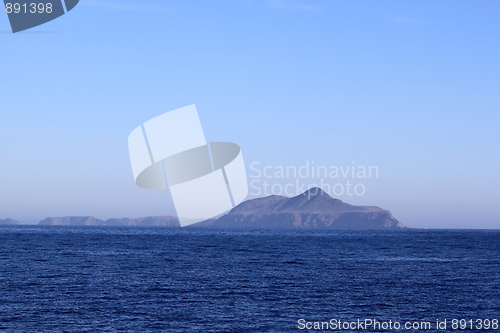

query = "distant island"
[
  {"left": 0, "top": 218, "right": 20, "bottom": 225},
  {"left": 35, "top": 188, "right": 406, "bottom": 228},
  {"left": 193, "top": 187, "right": 405, "bottom": 228},
  {"left": 38, "top": 216, "right": 180, "bottom": 227}
]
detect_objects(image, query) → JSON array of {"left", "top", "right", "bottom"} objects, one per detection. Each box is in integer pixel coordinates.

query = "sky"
[{"left": 1, "top": 0, "right": 499, "bottom": 228}]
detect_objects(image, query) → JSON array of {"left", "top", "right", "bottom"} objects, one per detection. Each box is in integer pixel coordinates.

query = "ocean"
[{"left": 1, "top": 227, "right": 499, "bottom": 332}]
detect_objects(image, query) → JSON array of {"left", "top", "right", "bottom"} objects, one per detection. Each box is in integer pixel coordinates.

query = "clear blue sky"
[{"left": 1, "top": 0, "right": 499, "bottom": 227}]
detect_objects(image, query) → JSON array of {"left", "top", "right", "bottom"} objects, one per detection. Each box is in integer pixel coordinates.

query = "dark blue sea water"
[{"left": 1, "top": 227, "right": 499, "bottom": 332}]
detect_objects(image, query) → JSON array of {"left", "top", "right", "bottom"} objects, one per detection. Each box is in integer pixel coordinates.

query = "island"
[
  {"left": 37, "top": 188, "right": 406, "bottom": 228},
  {"left": 191, "top": 187, "right": 406, "bottom": 228},
  {"left": 0, "top": 218, "right": 20, "bottom": 225},
  {"left": 38, "top": 216, "right": 180, "bottom": 226}
]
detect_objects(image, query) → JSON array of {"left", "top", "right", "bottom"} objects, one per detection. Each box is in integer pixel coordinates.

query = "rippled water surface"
[{"left": 1, "top": 227, "right": 499, "bottom": 332}]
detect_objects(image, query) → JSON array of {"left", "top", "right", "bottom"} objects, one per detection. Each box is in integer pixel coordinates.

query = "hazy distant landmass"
[
  {"left": 192, "top": 187, "right": 405, "bottom": 228},
  {"left": 39, "top": 216, "right": 103, "bottom": 226},
  {"left": 36, "top": 188, "right": 405, "bottom": 228},
  {"left": 0, "top": 218, "right": 20, "bottom": 225},
  {"left": 39, "top": 216, "right": 180, "bottom": 227},
  {"left": 105, "top": 217, "right": 181, "bottom": 226}
]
